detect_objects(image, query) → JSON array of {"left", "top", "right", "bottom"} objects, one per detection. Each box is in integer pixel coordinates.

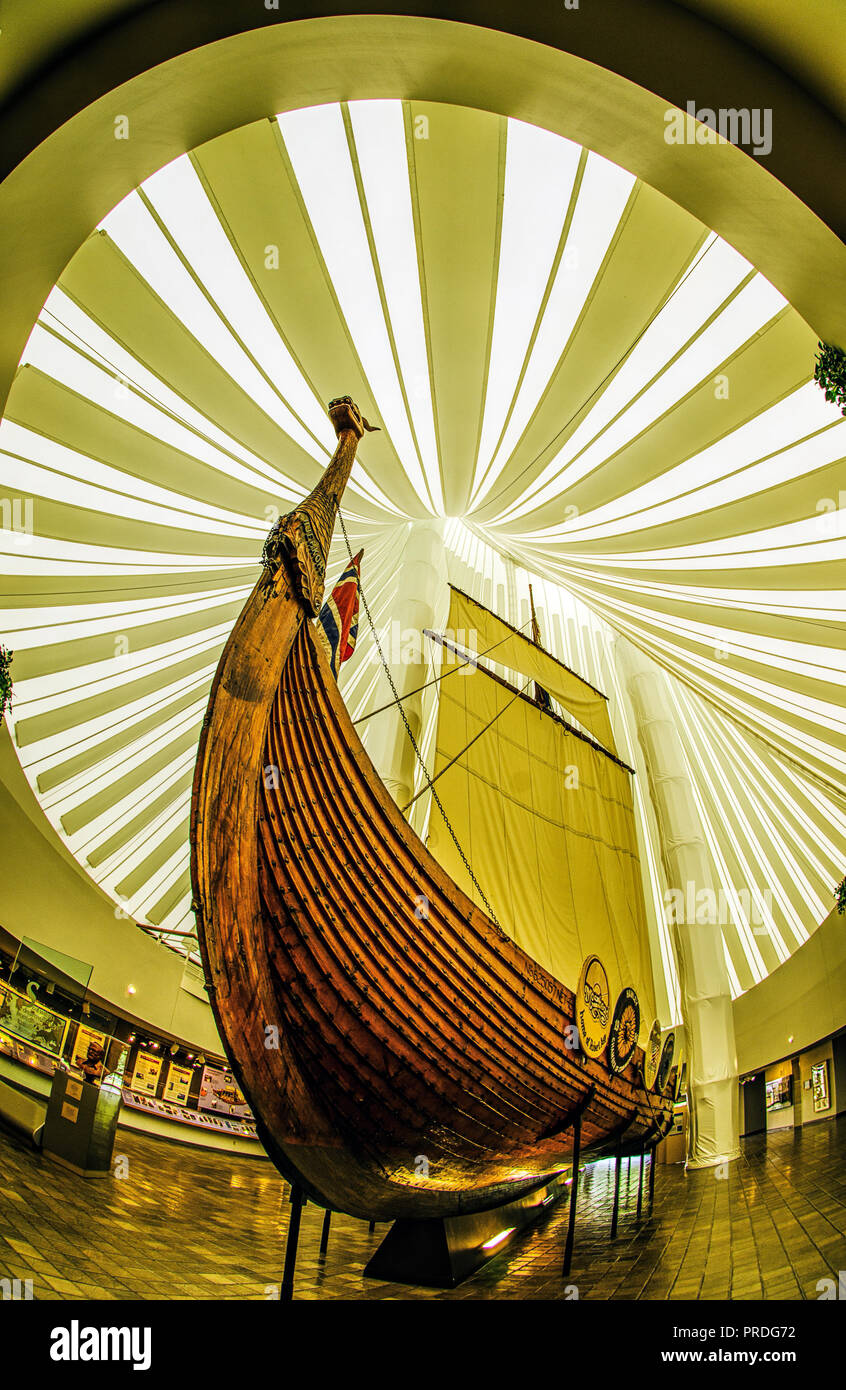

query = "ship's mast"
[{"left": 528, "top": 584, "right": 552, "bottom": 710}]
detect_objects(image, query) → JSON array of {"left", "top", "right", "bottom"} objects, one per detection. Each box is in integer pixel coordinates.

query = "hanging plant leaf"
[
  {"left": 836, "top": 876, "right": 846, "bottom": 916},
  {"left": 814, "top": 341, "right": 846, "bottom": 416},
  {"left": 0, "top": 644, "right": 13, "bottom": 721}
]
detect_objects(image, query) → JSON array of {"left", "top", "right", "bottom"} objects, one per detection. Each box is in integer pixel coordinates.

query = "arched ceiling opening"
[{"left": 1, "top": 98, "right": 843, "bottom": 1025}]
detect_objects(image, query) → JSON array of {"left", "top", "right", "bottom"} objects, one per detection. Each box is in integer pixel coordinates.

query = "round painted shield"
[
  {"left": 607, "top": 987, "right": 640, "bottom": 1074},
  {"left": 674, "top": 1059, "right": 688, "bottom": 1103},
  {"left": 575, "top": 954, "right": 611, "bottom": 1058},
  {"left": 643, "top": 1019, "right": 662, "bottom": 1090},
  {"left": 657, "top": 1031, "right": 675, "bottom": 1094}
]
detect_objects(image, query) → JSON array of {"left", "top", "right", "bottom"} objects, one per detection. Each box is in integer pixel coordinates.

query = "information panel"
[
  {"left": 130, "top": 1050, "right": 163, "bottom": 1096},
  {"left": 812, "top": 1059, "right": 830, "bottom": 1112},
  {"left": 71, "top": 1023, "right": 108, "bottom": 1069},
  {"left": 0, "top": 979, "right": 69, "bottom": 1057},
  {"left": 198, "top": 1064, "right": 251, "bottom": 1117},
  {"left": 163, "top": 1062, "right": 193, "bottom": 1106}
]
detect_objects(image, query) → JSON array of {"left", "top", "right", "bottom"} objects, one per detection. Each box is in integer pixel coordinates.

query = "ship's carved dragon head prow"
[
  {"left": 263, "top": 396, "right": 379, "bottom": 614},
  {"left": 328, "top": 395, "right": 380, "bottom": 439}
]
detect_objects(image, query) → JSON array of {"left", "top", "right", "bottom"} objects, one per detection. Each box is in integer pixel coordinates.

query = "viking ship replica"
[{"left": 190, "top": 396, "right": 674, "bottom": 1225}]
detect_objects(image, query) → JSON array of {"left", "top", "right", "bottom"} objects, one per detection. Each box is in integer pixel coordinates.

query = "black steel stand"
[
  {"left": 649, "top": 1145, "right": 658, "bottom": 1207},
  {"left": 319, "top": 1208, "right": 332, "bottom": 1256},
  {"left": 636, "top": 1140, "right": 646, "bottom": 1222},
  {"left": 610, "top": 1138, "right": 623, "bottom": 1238},
  {"left": 280, "top": 1185, "right": 304, "bottom": 1301},
  {"left": 562, "top": 1112, "right": 581, "bottom": 1278}
]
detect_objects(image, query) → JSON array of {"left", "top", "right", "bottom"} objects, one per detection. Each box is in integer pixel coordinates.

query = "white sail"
[
  {"left": 446, "top": 586, "right": 617, "bottom": 754},
  {"left": 427, "top": 618, "right": 657, "bottom": 1036}
]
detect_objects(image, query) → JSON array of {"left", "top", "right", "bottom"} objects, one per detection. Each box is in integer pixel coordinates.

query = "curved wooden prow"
[
  {"left": 263, "top": 395, "right": 378, "bottom": 615},
  {"left": 190, "top": 397, "right": 375, "bottom": 1191}
]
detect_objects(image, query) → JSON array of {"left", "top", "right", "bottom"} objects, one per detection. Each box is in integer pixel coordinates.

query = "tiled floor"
[{"left": 2, "top": 1117, "right": 844, "bottom": 1300}]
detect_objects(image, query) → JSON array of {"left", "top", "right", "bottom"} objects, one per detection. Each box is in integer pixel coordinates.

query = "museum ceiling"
[{"left": 0, "top": 100, "right": 843, "bottom": 1019}]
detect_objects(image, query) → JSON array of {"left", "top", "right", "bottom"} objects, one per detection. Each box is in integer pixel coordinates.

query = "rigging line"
[
  {"left": 401, "top": 676, "right": 534, "bottom": 813},
  {"left": 336, "top": 505, "right": 504, "bottom": 928},
  {"left": 351, "top": 617, "right": 534, "bottom": 725},
  {"left": 36, "top": 309, "right": 313, "bottom": 501},
  {"left": 38, "top": 310, "right": 405, "bottom": 524},
  {"left": 475, "top": 237, "right": 719, "bottom": 516},
  {"left": 138, "top": 923, "right": 198, "bottom": 938}
]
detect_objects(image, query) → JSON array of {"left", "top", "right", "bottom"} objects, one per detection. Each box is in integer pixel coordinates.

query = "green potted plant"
[
  {"left": 0, "top": 644, "right": 12, "bottom": 721},
  {"left": 814, "top": 342, "right": 846, "bottom": 416}
]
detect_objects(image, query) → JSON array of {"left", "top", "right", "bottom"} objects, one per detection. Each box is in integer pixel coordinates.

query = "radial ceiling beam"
[{"left": 0, "top": 4, "right": 844, "bottom": 423}]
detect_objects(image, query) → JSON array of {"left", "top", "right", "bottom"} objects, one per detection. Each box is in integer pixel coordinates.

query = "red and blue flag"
[{"left": 316, "top": 550, "right": 363, "bottom": 677}]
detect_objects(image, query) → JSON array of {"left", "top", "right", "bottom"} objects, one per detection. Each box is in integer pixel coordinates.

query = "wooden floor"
[{"left": 1, "top": 1117, "right": 845, "bottom": 1300}]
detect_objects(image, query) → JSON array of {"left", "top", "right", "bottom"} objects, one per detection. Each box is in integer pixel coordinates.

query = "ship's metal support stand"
[
  {"left": 610, "top": 1136, "right": 623, "bottom": 1239},
  {"left": 280, "top": 1197, "right": 378, "bottom": 1298},
  {"left": 636, "top": 1140, "right": 647, "bottom": 1221},
  {"left": 562, "top": 1112, "right": 582, "bottom": 1277},
  {"left": 281, "top": 1131, "right": 663, "bottom": 1295},
  {"left": 563, "top": 1131, "right": 659, "bottom": 1280},
  {"left": 320, "top": 1208, "right": 332, "bottom": 1256},
  {"left": 280, "top": 1185, "right": 305, "bottom": 1302}
]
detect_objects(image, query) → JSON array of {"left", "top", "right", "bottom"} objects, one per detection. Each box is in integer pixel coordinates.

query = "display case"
[
  {"left": 0, "top": 940, "right": 260, "bottom": 1145},
  {"left": 120, "top": 1087, "right": 257, "bottom": 1138},
  {"left": 765, "top": 1074, "right": 793, "bottom": 1110}
]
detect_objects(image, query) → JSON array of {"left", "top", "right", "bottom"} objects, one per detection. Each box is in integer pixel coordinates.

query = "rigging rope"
[
  {"left": 400, "top": 675, "right": 534, "bottom": 813},
  {"left": 351, "top": 618, "right": 534, "bottom": 725},
  {"left": 335, "top": 507, "right": 505, "bottom": 929}
]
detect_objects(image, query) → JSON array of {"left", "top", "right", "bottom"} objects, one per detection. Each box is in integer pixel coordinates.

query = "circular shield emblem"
[
  {"left": 608, "top": 987, "right": 640, "bottom": 1074},
  {"left": 657, "top": 1031, "right": 675, "bottom": 1094},
  {"left": 674, "top": 1059, "right": 688, "bottom": 1103},
  {"left": 643, "top": 1019, "right": 662, "bottom": 1090},
  {"left": 575, "top": 954, "right": 611, "bottom": 1059}
]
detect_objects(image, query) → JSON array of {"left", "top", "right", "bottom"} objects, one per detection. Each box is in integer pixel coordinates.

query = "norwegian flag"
[{"left": 315, "top": 550, "right": 363, "bottom": 677}]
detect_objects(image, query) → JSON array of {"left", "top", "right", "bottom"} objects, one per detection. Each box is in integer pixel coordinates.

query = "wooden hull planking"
[{"left": 191, "top": 560, "right": 673, "bottom": 1221}]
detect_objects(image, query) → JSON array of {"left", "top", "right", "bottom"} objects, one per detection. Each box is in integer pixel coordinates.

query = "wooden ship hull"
[{"left": 190, "top": 399, "right": 673, "bottom": 1222}]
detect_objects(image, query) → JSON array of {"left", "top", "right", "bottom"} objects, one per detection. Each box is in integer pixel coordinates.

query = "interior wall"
[
  {"left": 796, "top": 1040, "right": 837, "bottom": 1126},
  {"left": 763, "top": 1058, "right": 795, "bottom": 1132},
  {"left": 0, "top": 727, "right": 221, "bottom": 1052},
  {"left": 733, "top": 904, "right": 846, "bottom": 1076}
]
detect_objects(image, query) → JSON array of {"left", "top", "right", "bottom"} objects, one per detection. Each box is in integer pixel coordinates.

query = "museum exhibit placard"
[
  {"left": 71, "top": 1023, "right": 108, "bottom": 1069},
  {"left": 130, "top": 1050, "right": 163, "bottom": 1096},
  {"left": 198, "top": 1064, "right": 251, "bottom": 1117},
  {"left": 163, "top": 1062, "right": 193, "bottom": 1106},
  {"left": 812, "top": 1059, "right": 830, "bottom": 1112}
]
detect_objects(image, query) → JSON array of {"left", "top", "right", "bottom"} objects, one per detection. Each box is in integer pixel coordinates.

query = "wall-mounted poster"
[
  {"left": 0, "top": 979, "right": 69, "bottom": 1057},
  {"left": 198, "top": 1064, "right": 251, "bottom": 1117},
  {"left": 163, "top": 1062, "right": 193, "bottom": 1106},
  {"left": 71, "top": 1023, "right": 108, "bottom": 1069},
  {"left": 812, "top": 1059, "right": 830, "bottom": 1112},
  {"left": 130, "top": 1050, "right": 162, "bottom": 1096}
]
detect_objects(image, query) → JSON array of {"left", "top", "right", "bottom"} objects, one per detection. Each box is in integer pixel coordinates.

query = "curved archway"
[{"left": 1, "top": 7, "right": 844, "bottom": 418}]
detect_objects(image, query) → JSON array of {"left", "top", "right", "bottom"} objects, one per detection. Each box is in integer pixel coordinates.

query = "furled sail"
[
  {"left": 446, "top": 587, "right": 617, "bottom": 754},
  {"left": 426, "top": 598, "right": 657, "bottom": 1035}
]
